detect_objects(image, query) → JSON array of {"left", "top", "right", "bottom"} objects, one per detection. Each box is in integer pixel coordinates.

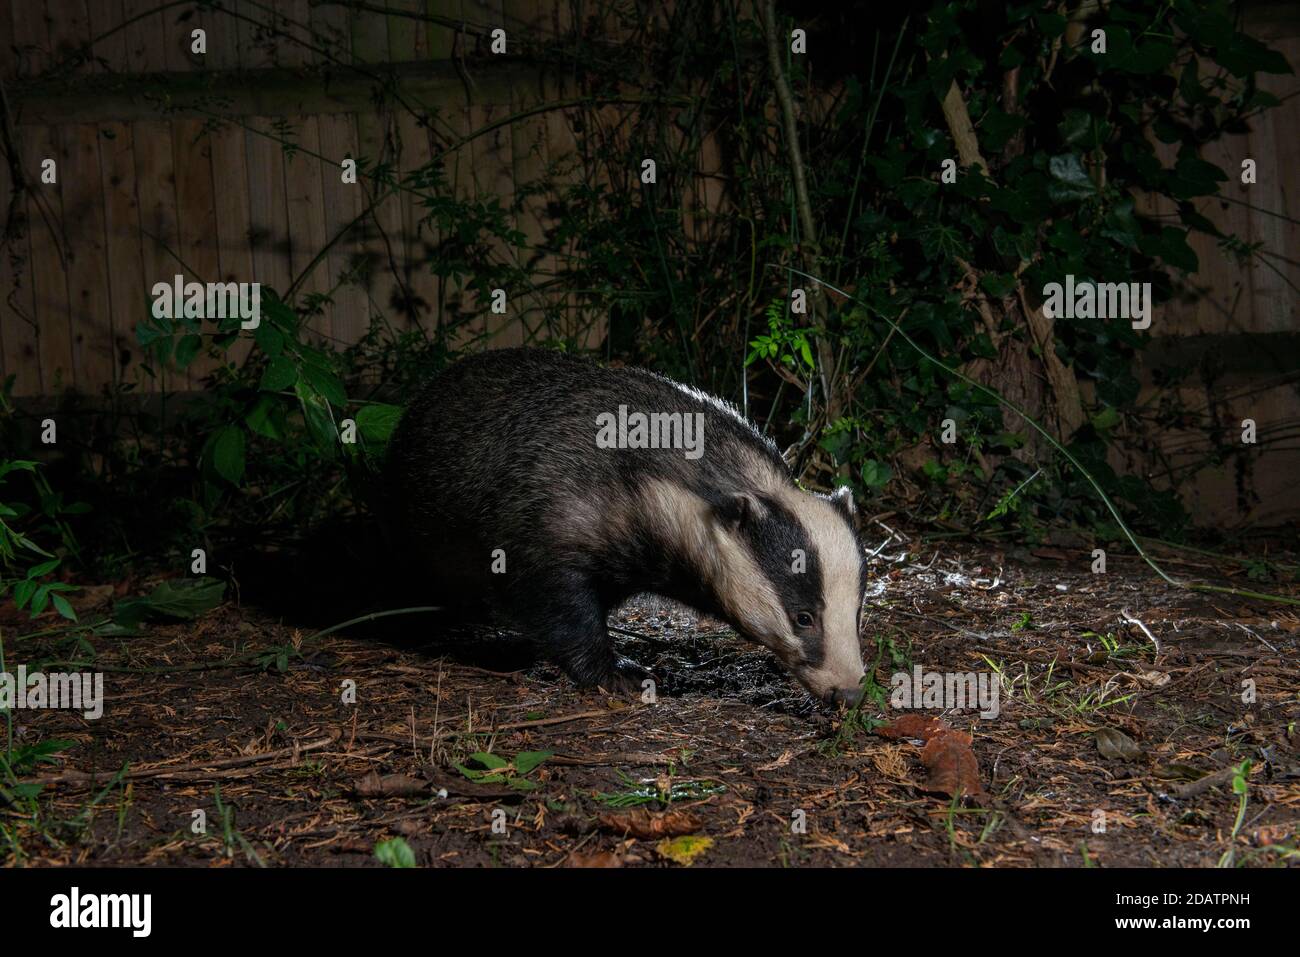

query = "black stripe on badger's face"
[
  {"left": 726, "top": 494, "right": 826, "bottom": 667},
  {"left": 709, "top": 486, "right": 867, "bottom": 705}
]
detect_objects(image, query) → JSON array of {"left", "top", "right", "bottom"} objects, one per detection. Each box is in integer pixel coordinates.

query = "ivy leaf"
[
  {"left": 1139, "top": 227, "right": 1198, "bottom": 273},
  {"left": 860, "top": 459, "right": 893, "bottom": 489},
  {"left": 1213, "top": 33, "right": 1292, "bottom": 77},
  {"left": 1047, "top": 154, "right": 1095, "bottom": 202}
]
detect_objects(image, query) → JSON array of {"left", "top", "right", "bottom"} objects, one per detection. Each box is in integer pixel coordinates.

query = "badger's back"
[{"left": 388, "top": 349, "right": 787, "bottom": 529}]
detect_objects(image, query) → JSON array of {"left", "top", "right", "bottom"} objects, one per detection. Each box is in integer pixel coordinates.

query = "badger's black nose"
[{"left": 828, "top": 685, "right": 863, "bottom": 708}]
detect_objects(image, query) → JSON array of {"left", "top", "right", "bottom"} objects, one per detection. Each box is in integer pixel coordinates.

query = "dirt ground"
[{"left": 4, "top": 536, "right": 1298, "bottom": 868}]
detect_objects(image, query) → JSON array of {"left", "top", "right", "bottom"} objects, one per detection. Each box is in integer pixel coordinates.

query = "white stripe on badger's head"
[
  {"left": 641, "top": 476, "right": 866, "bottom": 706},
  {"left": 639, "top": 479, "right": 802, "bottom": 663},
  {"left": 773, "top": 484, "right": 866, "bottom": 705}
]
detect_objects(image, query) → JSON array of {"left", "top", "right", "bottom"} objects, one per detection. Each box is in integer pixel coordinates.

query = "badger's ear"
[
  {"left": 712, "top": 490, "right": 764, "bottom": 530},
  {"left": 829, "top": 484, "right": 857, "bottom": 523}
]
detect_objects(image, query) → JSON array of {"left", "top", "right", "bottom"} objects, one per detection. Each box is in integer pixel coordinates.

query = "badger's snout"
[{"left": 826, "top": 685, "right": 864, "bottom": 708}]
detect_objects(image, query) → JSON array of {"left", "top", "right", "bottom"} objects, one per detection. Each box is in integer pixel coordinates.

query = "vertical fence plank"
[
  {"left": 49, "top": 0, "right": 92, "bottom": 73},
  {"left": 236, "top": 0, "right": 271, "bottom": 69},
  {"left": 0, "top": 0, "right": 15, "bottom": 78},
  {"left": 426, "top": 0, "right": 455, "bottom": 59},
  {"left": 440, "top": 97, "right": 477, "bottom": 346},
  {"left": 469, "top": 102, "right": 518, "bottom": 347},
  {"left": 317, "top": 113, "right": 369, "bottom": 350},
  {"left": 120, "top": 0, "right": 169, "bottom": 72},
  {"left": 244, "top": 116, "right": 292, "bottom": 302},
  {"left": 388, "top": 0, "right": 423, "bottom": 62},
  {"left": 208, "top": 119, "right": 256, "bottom": 370},
  {"left": 352, "top": 10, "right": 406, "bottom": 331},
  {"left": 397, "top": 108, "right": 439, "bottom": 338},
  {"left": 504, "top": 0, "right": 549, "bottom": 345},
  {"left": 310, "top": 0, "right": 351, "bottom": 65},
  {"left": 284, "top": 116, "right": 332, "bottom": 339},
  {"left": 133, "top": 118, "right": 184, "bottom": 392},
  {"left": 0, "top": 132, "right": 42, "bottom": 394},
  {"left": 205, "top": 0, "right": 243, "bottom": 71},
  {"left": 23, "top": 126, "right": 75, "bottom": 391},
  {"left": 161, "top": 2, "right": 199, "bottom": 71},
  {"left": 1247, "top": 35, "right": 1300, "bottom": 334},
  {"left": 98, "top": 120, "right": 147, "bottom": 390},
  {"left": 58, "top": 123, "right": 116, "bottom": 394},
  {"left": 172, "top": 118, "right": 223, "bottom": 387},
  {"left": 86, "top": 0, "right": 129, "bottom": 73},
  {"left": 277, "top": 0, "right": 313, "bottom": 67}
]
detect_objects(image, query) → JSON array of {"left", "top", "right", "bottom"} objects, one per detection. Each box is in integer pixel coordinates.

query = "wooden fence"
[
  {"left": 1, "top": 1, "right": 1297, "bottom": 525},
  {"left": 2, "top": 0, "right": 598, "bottom": 397}
]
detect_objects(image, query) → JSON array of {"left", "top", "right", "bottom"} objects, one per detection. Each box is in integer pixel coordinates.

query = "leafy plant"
[
  {"left": 454, "top": 750, "right": 553, "bottom": 791},
  {"left": 374, "top": 837, "right": 417, "bottom": 868},
  {"left": 0, "top": 459, "right": 83, "bottom": 623}
]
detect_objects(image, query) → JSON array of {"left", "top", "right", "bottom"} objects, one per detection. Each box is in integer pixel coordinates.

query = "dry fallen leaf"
[
  {"left": 596, "top": 808, "right": 702, "bottom": 840},
  {"left": 1094, "top": 727, "right": 1143, "bottom": 761},
  {"left": 875, "top": 713, "right": 946, "bottom": 741},
  {"left": 876, "top": 715, "right": 987, "bottom": 799},
  {"left": 920, "top": 727, "right": 986, "bottom": 800},
  {"left": 353, "top": 772, "right": 428, "bottom": 798},
  {"left": 655, "top": 835, "right": 713, "bottom": 866}
]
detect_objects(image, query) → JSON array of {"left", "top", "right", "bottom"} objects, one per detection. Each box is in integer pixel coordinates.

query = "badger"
[{"left": 384, "top": 347, "right": 868, "bottom": 707}]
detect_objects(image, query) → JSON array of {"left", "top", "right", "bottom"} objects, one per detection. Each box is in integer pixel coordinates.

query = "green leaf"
[
  {"left": 51, "top": 593, "right": 77, "bottom": 622},
  {"left": 1139, "top": 226, "right": 1198, "bottom": 273},
  {"left": 1047, "top": 154, "right": 1095, "bottom": 201},
  {"left": 300, "top": 364, "right": 348, "bottom": 407},
  {"left": 468, "top": 752, "right": 509, "bottom": 771},
  {"left": 113, "top": 577, "right": 226, "bottom": 628},
  {"left": 259, "top": 356, "right": 297, "bottom": 392},
  {"left": 295, "top": 381, "right": 339, "bottom": 451},
  {"left": 355, "top": 403, "right": 403, "bottom": 445},
  {"left": 175, "top": 334, "right": 203, "bottom": 369},
  {"left": 374, "top": 838, "right": 416, "bottom": 868},
  {"left": 211, "top": 426, "right": 246, "bottom": 486},
  {"left": 514, "top": 751, "right": 552, "bottom": 775},
  {"left": 860, "top": 459, "right": 893, "bottom": 489},
  {"left": 253, "top": 322, "right": 285, "bottom": 357},
  {"left": 245, "top": 395, "right": 285, "bottom": 440},
  {"left": 27, "top": 558, "right": 60, "bottom": 578},
  {"left": 1091, "top": 407, "right": 1121, "bottom": 431}
]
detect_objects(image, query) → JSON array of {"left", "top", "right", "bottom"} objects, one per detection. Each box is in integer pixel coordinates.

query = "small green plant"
[
  {"left": 454, "top": 750, "right": 553, "bottom": 791},
  {"left": 1217, "top": 759, "right": 1252, "bottom": 868},
  {"left": 211, "top": 784, "right": 264, "bottom": 866},
  {"left": 252, "top": 643, "right": 305, "bottom": 674},
  {"left": 593, "top": 769, "right": 726, "bottom": 807},
  {"left": 374, "top": 836, "right": 417, "bottom": 868},
  {"left": 0, "top": 460, "right": 83, "bottom": 623}
]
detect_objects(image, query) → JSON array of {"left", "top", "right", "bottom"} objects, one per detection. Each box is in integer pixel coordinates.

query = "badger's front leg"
[{"left": 512, "top": 570, "right": 651, "bottom": 695}]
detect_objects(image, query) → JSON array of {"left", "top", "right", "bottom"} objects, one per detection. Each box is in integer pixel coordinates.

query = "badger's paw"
[{"left": 597, "top": 657, "right": 656, "bottom": 698}]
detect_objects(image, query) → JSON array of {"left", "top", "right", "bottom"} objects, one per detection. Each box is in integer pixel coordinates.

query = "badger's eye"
[{"left": 795, "top": 611, "right": 815, "bottom": 629}]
